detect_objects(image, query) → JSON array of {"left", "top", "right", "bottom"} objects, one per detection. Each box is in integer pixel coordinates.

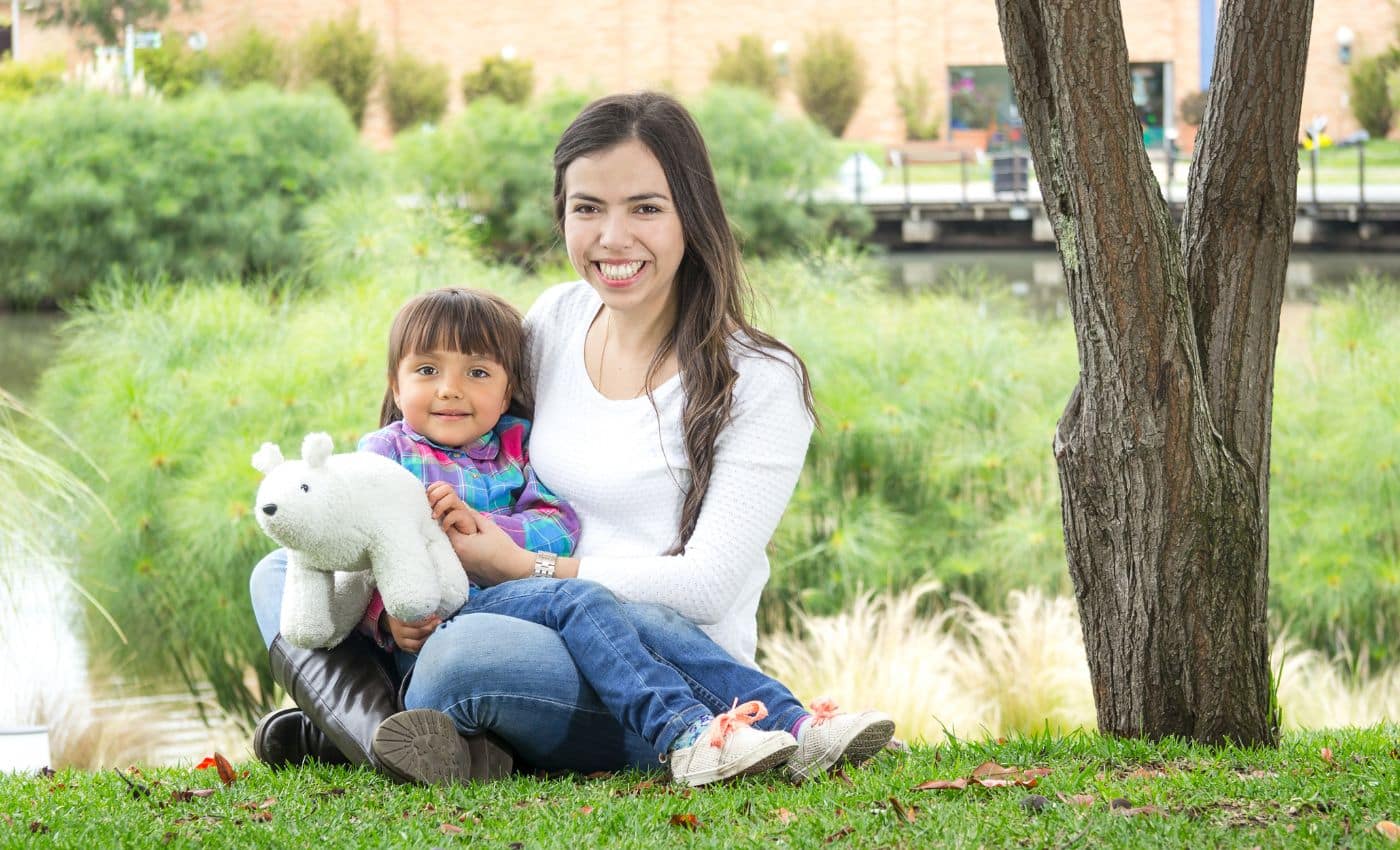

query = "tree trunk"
[{"left": 995, "top": 0, "right": 1312, "bottom": 745}]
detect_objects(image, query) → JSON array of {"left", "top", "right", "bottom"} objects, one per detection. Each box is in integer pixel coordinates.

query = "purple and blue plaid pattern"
[{"left": 358, "top": 415, "right": 580, "bottom": 556}]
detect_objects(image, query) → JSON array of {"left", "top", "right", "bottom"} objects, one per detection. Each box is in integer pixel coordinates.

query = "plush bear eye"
[{"left": 300, "top": 484, "right": 310, "bottom": 492}]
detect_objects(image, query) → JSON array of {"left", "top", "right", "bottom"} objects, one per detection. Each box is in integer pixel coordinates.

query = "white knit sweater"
[{"left": 523, "top": 281, "right": 814, "bottom": 667}]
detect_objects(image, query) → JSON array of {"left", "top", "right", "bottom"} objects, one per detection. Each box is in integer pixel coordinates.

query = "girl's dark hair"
[
  {"left": 379, "top": 287, "right": 530, "bottom": 427},
  {"left": 552, "top": 91, "right": 817, "bottom": 554}
]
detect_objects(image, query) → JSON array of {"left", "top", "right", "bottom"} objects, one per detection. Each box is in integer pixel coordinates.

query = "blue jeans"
[{"left": 249, "top": 549, "right": 807, "bottom": 772}]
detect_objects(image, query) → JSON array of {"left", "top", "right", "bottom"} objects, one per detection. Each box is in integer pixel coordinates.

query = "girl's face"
[
  {"left": 392, "top": 350, "right": 511, "bottom": 448},
  {"left": 562, "top": 138, "right": 685, "bottom": 320}
]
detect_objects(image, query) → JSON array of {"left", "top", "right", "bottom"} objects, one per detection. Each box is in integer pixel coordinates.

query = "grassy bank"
[{"left": 2, "top": 728, "right": 1397, "bottom": 849}]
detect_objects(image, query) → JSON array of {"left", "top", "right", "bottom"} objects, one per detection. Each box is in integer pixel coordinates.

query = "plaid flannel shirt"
[{"left": 355, "top": 415, "right": 580, "bottom": 649}]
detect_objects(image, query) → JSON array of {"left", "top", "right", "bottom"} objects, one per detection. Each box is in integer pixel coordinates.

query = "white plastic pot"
[{"left": 0, "top": 726, "right": 52, "bottom": 772}]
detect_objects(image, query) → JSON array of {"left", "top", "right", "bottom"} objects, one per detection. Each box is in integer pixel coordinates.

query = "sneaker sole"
[
  {"left": 371, "top": 709, "right": 472, "bottom": 785},
  {"left": 672, "top": 739, "right": 799, "bottom": 787},
  {"left": 789, "top": 715, "right": 896, "bottom": 782}
]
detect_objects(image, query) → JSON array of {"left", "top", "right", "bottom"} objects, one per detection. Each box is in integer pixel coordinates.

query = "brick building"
[{"left": 1, "top": 1, "right": 1387, "bottom": 147}]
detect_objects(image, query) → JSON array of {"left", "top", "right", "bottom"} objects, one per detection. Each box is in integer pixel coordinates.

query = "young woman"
[{"left": 248, "top": 92, "right": 891, "bottom": 782}]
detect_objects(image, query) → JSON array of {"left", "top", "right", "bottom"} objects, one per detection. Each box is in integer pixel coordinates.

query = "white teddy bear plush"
[{"left": 251, "top": 432, "right": 470, "bottom": 650}]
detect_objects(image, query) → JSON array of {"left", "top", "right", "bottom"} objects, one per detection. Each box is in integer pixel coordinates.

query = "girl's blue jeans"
[{"left": 249, "top": 549, "right": 807, "bottom": 772}]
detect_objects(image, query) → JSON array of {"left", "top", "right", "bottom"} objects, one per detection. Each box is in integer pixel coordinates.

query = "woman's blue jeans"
[{"left": 249, "top": 549, "right": 807, "bottom": 773}]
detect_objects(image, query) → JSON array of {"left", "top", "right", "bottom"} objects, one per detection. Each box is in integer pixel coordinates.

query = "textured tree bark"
[{"left": 995, "top": 0, "right": 1312, "bottom": 745}]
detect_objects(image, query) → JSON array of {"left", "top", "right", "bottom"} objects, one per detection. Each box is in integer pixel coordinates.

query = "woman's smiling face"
[{"left": 562, "top": 138, "right": 685, "bottom": 318}]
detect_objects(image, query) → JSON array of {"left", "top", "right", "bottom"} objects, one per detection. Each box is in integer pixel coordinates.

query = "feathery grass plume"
[{"left": 763, "top": 585, "right": 1399, "bottom": 743}]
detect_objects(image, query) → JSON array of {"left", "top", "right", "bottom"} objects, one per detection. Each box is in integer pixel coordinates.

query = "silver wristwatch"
[{"left": 532, "top": 550, "right": 558, "bottom": 579}]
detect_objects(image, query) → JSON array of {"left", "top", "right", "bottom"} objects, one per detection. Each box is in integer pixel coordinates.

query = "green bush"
[
  {"left": 460, "top": 55, "right": 534, "bottom": 105},
  {"left": 1179, "top": 89, "right": 1208, "bottom": 127},
  {"left": 396, "top": 88, "right": 865, "bottom": 263},
  {"left": 794, "top": 30, "right": 867, "bottom": 137},
  {"left": 691, "top": 86, "right": 869, "bottom": 252},
  {"left": 895, "top": 68, "right": 941, "bottom": 140},
  {"left": 0, "top": 55, "right": 67, "bottom": 103},
  {"left": 0, "top": 88, "right": 373, "bottom": 306},
  {"left": 134, "top": 33, "right": 212, "bottom": 97},
  {"left": 299, "top": 12, "right": 377, "bottom": 127},
  {"left": 709, "top": 34, "right": 780, "bottom": 98},
  {"left": 212, "top": 26, "right": 291, "bottom": 90},
  {"left": 383, "top": 53, "right": 449, "bottom": 132},
  {"left": 394, "top": 89, "right": 591, "bottom": 263},
  {"left": 35, "top": 263, "right": 551, "bottom": 720},
  {"left": 1271, "top": 279, "right": 1400, "bottom": 664},
  {"left": 1350, "top": 55, "right": 1393, "bottom": 139}
]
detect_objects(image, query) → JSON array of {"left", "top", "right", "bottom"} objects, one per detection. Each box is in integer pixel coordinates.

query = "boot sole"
[
  {"left": 371, "top": 710, "right": 474, "bottom": 785},
  {"left": 788, "top": 715, "right": 896, "bottom": 782}
]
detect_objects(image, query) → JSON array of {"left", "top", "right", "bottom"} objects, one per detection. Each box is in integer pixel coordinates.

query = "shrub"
[
  {"left": 397, "top": 87, "right": 866, "bottom": 262},
  {"left": 1349, "top": 55, "right": 1393, "bottom": 139},
  {"left": 394, "top": 89, "right": 591, "bottom": 263},
  {"left": 0, "top": 55, "right": 67, "bottom": 103},
  {"left": 794, "top": 30, "right": 867, "bottom": 137},
  {"left": 0, "top": 88, "right": 373, "bottom": 306},
  {"left": 895, "top": 68, "right": 941, "bottom": 140},
  {"left": 460, "top": 55, "right": 534, "bottom": 105},
  {"left": 134, "top": 32, "right": 212, "bottom": 97},
  {"left": 691, "top": 86, "right": 869, "bottom": 251},
  {"left": 383, "top": 53, "right": 449, "bottom": 132},
  {"left": 1179, "top": 89, "right": 1208, "bottom": 127},
  {"left": 212, "top": 26, "right": 291, "bottom": 90},
  {"left": 35, "top": 265, "right": 551, "bottom": 720},
  {"left": 299, "top": 12, "right": 378, "bottom": 127},
  {"left": 709, "top": 34, "right": 780, "bottom": 98}
]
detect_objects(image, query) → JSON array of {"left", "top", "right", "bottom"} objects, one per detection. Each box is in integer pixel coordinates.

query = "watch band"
[{"left": 532, "top": 550, "right": 558, "bottom": 579}]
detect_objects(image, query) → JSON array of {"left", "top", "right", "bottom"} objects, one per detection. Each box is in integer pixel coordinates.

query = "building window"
[
  {"left": 948, "top": 65, "right": 1015, "bottom": 130},
  {"left": 1130, "top": 62, "right": 1167, "bottom": 146}
]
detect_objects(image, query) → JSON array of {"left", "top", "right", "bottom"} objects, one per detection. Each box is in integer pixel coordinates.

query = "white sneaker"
[
  {"left": 786, "top": 701, "right": 895, "bottom": 782},
  {"left": 667, "top": 701, "right": 798, "bottom": 787}
]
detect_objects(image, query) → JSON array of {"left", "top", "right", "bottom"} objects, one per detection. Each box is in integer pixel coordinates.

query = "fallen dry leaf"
[
  {"left": 578, "top": 806, "right": 594, "bottom": 816},
  {"left": 212, "top": 753, "right": 236, "bottom": 786},
  {"left": 972, "top": 762, "right": 1018, "bottom": 779},
  {"left": 170, "top": 790, "right": 195, "bottom": 803},
  {"left": 1377, "top": 821, "right": 1400, "bottom": 841},
  {"left": 1320, "top": 747, "right": 1335, "bottom": 766},
  {"left": 1112, "top": 804, "right": 1162, "bottom": 817},
  {"left": 191, "top": 789, "right": 216, "bottom": 798},
  {"left": 29, "top": 822, "right": 48, "bottom": 834},
  {"left": 670, "top": 813, "right": 700, "bottom": 830},
  {"left": 1127, "top": 767, "right": 1165, "bottom": 780},
  {"left": 889, "top": 797, "right": 917, "bottom": 824},
  {"left": 914, "top": 777, "right": 969, "bottom": 791},
  {"left": 975, "top": 777, "right": 1020, "bottom": 788},
  {"left": 247, "top": 810, "right": 272, "bottom": 823},
  {"left": 439, "top": 823, "right": 463, "bottom": 835},
  {"left": 194, "top": 757, "right": 217, "bottom": 771},
  {"left": 1057, "top": 793, "right": 1095, "bottom": 806},
  {"left": 775, "top": 808, "right": 796, "bottom": 825},
  {"left": 824, "top": 826, "right": 855, "bottom": 844}
]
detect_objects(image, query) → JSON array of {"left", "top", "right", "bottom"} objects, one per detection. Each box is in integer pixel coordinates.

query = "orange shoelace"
[
  {"left": 707, "top": 699, "right": 769, "bottom": 748},
  {"left": 808, "top": 697, "right": 841, "bottom": 726}
]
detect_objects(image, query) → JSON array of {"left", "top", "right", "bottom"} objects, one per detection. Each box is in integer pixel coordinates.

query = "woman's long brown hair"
[{"left": 552, "top": 92, "right": 817, "bottom": 553}]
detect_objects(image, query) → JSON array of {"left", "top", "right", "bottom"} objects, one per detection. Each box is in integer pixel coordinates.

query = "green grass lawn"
[{"left": 4, "top": 727, "right": 1397, "bottom": 848}]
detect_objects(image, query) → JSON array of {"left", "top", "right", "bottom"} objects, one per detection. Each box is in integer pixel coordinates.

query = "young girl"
[{"left": 358, "top": 286, "right": 892, "bottom": 787}]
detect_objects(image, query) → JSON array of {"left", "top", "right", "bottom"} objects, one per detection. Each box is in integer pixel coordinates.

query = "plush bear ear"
[
  {"left": 302, "top": 432, "right": 334, "bottom": 468},
  {"left": 251, "top": 443, "right": 284, "bottom": 474}
]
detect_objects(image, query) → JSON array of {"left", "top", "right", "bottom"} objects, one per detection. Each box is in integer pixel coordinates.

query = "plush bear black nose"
[{"left": 261, "top": 504, "right": 277, "bottom": 516}]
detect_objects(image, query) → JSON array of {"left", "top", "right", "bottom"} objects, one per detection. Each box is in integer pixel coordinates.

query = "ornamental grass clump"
[
  {"left": 0, "top": 88, "right": 372, "bottom": 307},
  {"left": 758, "top": 252, "right": 1075, "bottom": 630},
  {"left": 1270, "top": 278, "right": 1400, "bottom": 664}
]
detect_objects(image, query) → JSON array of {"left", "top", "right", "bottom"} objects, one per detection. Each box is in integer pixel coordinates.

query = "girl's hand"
[
  {"left": 426, "top": 482, "right": 478, "bottom": 535},
  {"left": 382, "top": 612, "right": 441, "bottom": 654},
  {"left": 446, "top": 514, "right": 531, "bottom": 587}
]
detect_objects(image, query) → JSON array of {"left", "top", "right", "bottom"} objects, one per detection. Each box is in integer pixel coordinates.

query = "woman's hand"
[
  {"left": 426, "top": 482, "right": 478, "bottom": 535},
  {"left": 382, "top": 612, "right": 441, "bottom": 654},
  {"left": 446, "top": 514, "right": 532, "bottom": 587}
]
